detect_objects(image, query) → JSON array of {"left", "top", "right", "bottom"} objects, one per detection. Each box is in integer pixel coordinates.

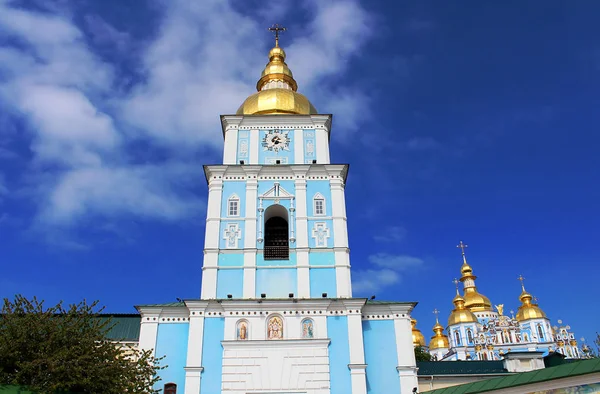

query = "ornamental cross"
[
  {"left": 457, "top": 240, "right": 468, "bottom": 256},
  {"left": 518, "top": 274, "right": 525, "bottom": 290},
  {"left": 433, "top": 308, "right": 440, "bottom": 322},
  {"left": 453, "top": 278, "right": 460, "bottom": 294},
  {"left": 268, "top": 24, "right": 287, "bottom": 46}
]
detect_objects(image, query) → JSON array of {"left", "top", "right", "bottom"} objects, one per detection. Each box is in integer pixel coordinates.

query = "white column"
[
  {"left": 249, "top": 128, "right": 259, "bottom": 164},
  {"left": 223, "top": 127, "right": 238, "bottom": 164},
  {"left": 330, "top": 179, "right": 348, "bottom": 248},
  {"left": 315, "top": 128, "right": 330, "bottom": 164},
  {"left": 294, "top": 129, "right": 304, "bottom": 164},
  {"left": 335, "top": 249, "right": 352, "bottom": 298},
  {"left": 138, "top": 310, "right": 160, "bottom": 357},
  {"left": 347, "top": 308, "right": 367, "bottom": 394},
  {"left": 204, "top": 177, "right": 223, "bottom": 250},
  {"left": 294, "top": 177, "right": 310, "bottom": 297},
  {"left": 200, "top": 250, "right": 218, "bottom": 299},
  {"left": 243, "top": 251, "right": 256, "bottom": 298},
  {"left": 394, "top": 316, "right": 418, "bottom": 393},
  {"left": 184, "top": 304, "right": 207, "bottom": 394}
]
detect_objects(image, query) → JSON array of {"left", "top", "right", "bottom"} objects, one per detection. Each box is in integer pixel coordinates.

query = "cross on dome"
[
  {"left": 518, "top": 274, "right": 526, "bottom": 291},
  {"left": 457, "top": 240, "right": 468, "bottom": 256},
  {"left": 433, "top": 308, "right": 440, "bottom": 323},
  {"left": 268, "top": 23, "right": 287, "bottom": 47}
]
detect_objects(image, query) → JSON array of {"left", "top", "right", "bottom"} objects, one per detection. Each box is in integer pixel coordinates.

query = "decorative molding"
[
  {"left": 223, "top": 222, "right": 242, "bottom": 249},
  {"left": 311, "top": 222, "right": 330, "bottom": 247}
]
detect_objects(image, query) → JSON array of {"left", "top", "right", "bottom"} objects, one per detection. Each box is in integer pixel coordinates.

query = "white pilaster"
[
  {"left": 347, "top": 313, "right": 367, "bottom": 394},
  {"left": 184, "top": 301, "right": 208, "bottom": 394},
  {"left": 297, "top": 249, "right": 310, "bottom": 298},
  {"left": 330, "top": 178, "right": 348, "bottom": 248},
  {"left": 201, "top": 250, "right": 219, "bottom": 299},
  {"left": 223, "top": 127, "right": 238, "bottom": 164},
  {"left": 243, "top": 251, "right": 256, "bottom": 298},
  {"left": 315, "top": 128, "right": 330, "bottom": 164},
  {"left": 249, "top": 129, "right": 259, "bottom": 164},
  {"left": 204, "top": 176, "right": 224, "bottom": 250},
  {"left": 294, "top": 128, "right": 304, "bottom": 164},
  {"left": 138, "top": 309, "right": 160, "bottom": 357},
  {"left": 334, "top": 249, "right": 352, "bottom": 297},
  {"left": 394, "top": 315, "right": 419, "bottom": 393}
]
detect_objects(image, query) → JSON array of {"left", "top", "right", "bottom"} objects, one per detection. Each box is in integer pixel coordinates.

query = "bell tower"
[{"left": 200, "top": 26, "right": 352, "bottom": 300}]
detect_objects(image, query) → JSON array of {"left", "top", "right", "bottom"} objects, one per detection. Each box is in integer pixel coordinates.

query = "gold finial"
[
  {"left": 533, "top": 296, "right": 539, "bottom": 304},
  {"left": 268, "top": 23, "right": 287, "bottom": 47},
  {"left": 518, "top": 275, "right": 526, "bottom": 291},
  {"left": 433, "top": 308, "right": 441, "bottom": 324}
]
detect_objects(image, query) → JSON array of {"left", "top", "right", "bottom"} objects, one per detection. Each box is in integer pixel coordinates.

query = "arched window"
[
  {"left": 467, "top": 329, "right": 473, "bottom": 343},
  {"left": 164, "top": 383, "right": 177, "bottom": 394},
  {"left": 455, "top": 331, "right": 461, "bottom": 345},
  {"left": 264, "top": 204, "right": 289, "bottom": 260},
  {"left": 228, "top": 194, "right": 240, "bottom": 217},
  {"left": 313, "top": 193, "right": 325, "bottom": 216},
  {"left": 537, "top": 324, "right": 544, "bottom": 340}
]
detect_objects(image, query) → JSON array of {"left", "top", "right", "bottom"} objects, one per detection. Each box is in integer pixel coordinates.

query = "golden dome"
[
  {"left": 236, "top": 41, "right": 317, "bottom": 115},
  {"left": 429, "top": 320, "right": 449, "bottom": 350},
  {"left": 411, "top": 319, "right": 426, "bottom": 347},
  {"left": 448, "top": 294, "right": 479, "bottom": 326},
  {"left": 456, "top": 242, "right": 493, "bottom": 312},
  {"left": 515, "top": 277, "right": 547, "bottom": 321}
]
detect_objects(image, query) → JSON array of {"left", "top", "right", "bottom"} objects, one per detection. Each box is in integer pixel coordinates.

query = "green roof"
[
  {"left": 135, "top": 301, "right": 185, "bottom": 308},
  {"left": 98, "top": 314, "right": 141, "bottom": 341},
  {"left": 424, "top": 357, "right": 600, "bottom": 394},
  {"left": 418, "top": 361, "right": 509, "bottom": 376}
]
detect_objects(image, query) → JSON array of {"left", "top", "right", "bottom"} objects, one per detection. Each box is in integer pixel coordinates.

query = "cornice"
[
  {"left": 221, "top": 338, "right": 331, "bottom": 349},
  {"left": 203, "top": 164, "right": 349, "bottom": 184}
]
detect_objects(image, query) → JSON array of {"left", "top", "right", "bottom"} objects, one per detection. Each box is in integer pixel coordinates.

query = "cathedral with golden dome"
[{"left": 411, "top": 241, "right": 584, "bottom": 362}]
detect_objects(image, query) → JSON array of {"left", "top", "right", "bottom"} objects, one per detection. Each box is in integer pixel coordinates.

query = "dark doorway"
[{"left": 264, "top": 216, "right": 289, "bottom": 260}]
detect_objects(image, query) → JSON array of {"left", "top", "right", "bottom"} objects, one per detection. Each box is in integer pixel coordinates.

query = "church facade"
[
  {"left": 412, "top": 243, "right": 584, "bottom": 363},
  {"left": 136, "top": 32, "right": 418, "bottom": 394}
]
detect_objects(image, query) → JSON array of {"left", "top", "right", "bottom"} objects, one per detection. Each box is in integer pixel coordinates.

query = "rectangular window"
[
  {"left": 228, "top": 200, "right": 239, "bottom": 216},
  {"left": 314, "top": 199, "right": 324, "bottom": 216}
]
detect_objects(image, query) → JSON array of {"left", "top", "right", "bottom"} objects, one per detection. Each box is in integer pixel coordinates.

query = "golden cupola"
[
  {"left": 429, "top": 314, "right": 450, "bottom": 350},
  {"left": 448, "top": 287, "right": 479, "bottom": 326},
  {"left": 515, "top": 276, "right": 547, "bottom": 321},
  {"left": 456, "top": 241, "right": 493, "bottom": 312},
  {"left": 236, "top": 29, "right": 317, "bottom": 116},
  {"left": 411, "top": 319, "right": 426, "bottom": 347}
]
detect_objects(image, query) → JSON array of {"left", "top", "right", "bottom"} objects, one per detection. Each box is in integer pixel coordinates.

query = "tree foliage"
[
  {"left": 414, "top": 345, "right": 432, "bottom": 361},
  {"left": 0, "top": 295, "right": 163, "bottom": 393}
]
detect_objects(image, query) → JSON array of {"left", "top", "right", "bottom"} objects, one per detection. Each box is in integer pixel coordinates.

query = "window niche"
[
  {"left": 264, "top": 204, "right": 289, "bottom": 260},
  {"left": 313, "top": 193, "right": 325, "bottom": 216},
  {"left": 228, "top": 194, "right": 240, "bottom": 217}
]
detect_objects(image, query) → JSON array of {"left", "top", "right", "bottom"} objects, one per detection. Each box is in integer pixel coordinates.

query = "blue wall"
[
  {"left": 200, "top": 317, "right": 225, "bottom": 394},
  {"left": 303, "top": 129, "right": 316, "bottom": 164},
  {"left": 154, "top": 323, "right": 190, "bottom": 391},
  {"left": 362, "top": 320, "right": 400, "bottom": 394},
  {"left": 221, "top": 181, "right": 247, "bottom": 218},
  {"left": 327, "top": 316, "right": 352, "bottom": 394},
  {"left": 256, "top": 251, "right": 297, "bottom": 267},
  {"left": 216, "top": 269, "right": 244, "bottom": 298},
  {"left": 217, "top": 252, "right": 244, "bottom": 267},
  {"left": 306, "top": 180, "right": 332, "bottom": 217},
  {"left": 310, "top": 268, "right": 337, "bottom": 298},
  {"left": 255, "top": 268, "right": 297, "bottom": 298},
  {"left": 309, "top": 251, "right": 335, "bottom": 266}
]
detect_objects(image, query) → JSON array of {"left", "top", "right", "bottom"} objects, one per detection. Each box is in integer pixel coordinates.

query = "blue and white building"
[{"left": 135, "top": 35, "right": 419, "bottom": 394}]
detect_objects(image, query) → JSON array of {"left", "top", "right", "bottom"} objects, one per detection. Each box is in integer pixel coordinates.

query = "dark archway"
[
  {"left": 164, "top": 383, "right": 177, "bottom": 394},
  {"left": 264, "top": 216, "right": 289, "bottom": 260}
]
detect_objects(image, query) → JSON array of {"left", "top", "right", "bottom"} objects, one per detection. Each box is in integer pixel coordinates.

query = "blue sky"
[{"left": 1, "top": 0, "right": 599, "bottom": 346}]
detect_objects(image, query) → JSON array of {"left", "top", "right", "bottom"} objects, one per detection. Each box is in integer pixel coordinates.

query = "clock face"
[{"left": 262, "top": 130, "right": 290, "bottom": 152}]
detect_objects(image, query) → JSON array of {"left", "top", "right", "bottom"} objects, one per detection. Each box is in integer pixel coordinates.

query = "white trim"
[
  {"left": 223, "top": 127, "right": 238, "bottom": 164},
  {"left": 294, "top": 128, "right": 304, "bottom": 164}
]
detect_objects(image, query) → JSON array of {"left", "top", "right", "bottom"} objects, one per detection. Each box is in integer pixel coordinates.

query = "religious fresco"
[
  {"left": 267, "top": 316, "right": 283, "bottom": 340},
  {"left": 237, "top": 320, "right": 248, "bottom": 340},
  {"left": 302, "top": 319, "right": 314, "bottom": 339}
]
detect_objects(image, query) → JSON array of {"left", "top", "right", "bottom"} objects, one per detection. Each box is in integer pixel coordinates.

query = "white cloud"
[
  {"left": 373, "top": 226, "right": 407, "bottom": 242},
  {"left": 352, "top": 253, "right": 424, "bottom": 295},
  {"left": 0, "top": 0, "right": 374, "bottom": 241}
]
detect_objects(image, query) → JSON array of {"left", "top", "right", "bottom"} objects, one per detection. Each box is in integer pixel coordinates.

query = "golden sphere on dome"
[
  {"left": 448, "top": 294, "right": 479, "bottom": 326},
  {"left": 411, "top": 319, "right": 426, "bottom": 347},
  {"left": 236, "top": 39, "right": 317, "bottom": 115},
  {"left": 429, "top": 321, "right": 449, "bottom": 350}
]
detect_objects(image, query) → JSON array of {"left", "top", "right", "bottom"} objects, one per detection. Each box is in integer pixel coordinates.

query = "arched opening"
[
  {"left": 537, "top": 324, "right": 544, "bottom": 340},
  {"left": 454, "top": 331, "right": 461, "bottom": 345},
  {"left": 164, "top": 383, "right": 177, "bottom": 394},
  {"left": 467, "top": 329, "right": 473, "bottom": 343},
  {"left": 264, "top": 204, "right": 289, "bottom": 260}
]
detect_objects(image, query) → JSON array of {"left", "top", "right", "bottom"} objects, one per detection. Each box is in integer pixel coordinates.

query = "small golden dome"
[
  {"left": 411, "top": 319, "right": 426, "bottom": 347},
  {"left": 429, "top": 320, "right": 449, "bottom": 350},
  {"left": 463, "top": 288, "right": 493, "bottom": 312},
  {"left": 448, "top": 294, "right": 479, "bottom": 326},
  {"left": 515, "top": 278, "right": 547, "bottom": 321},
  {"left": 237, "top": 41, "right": 317, "bottom": 115}
]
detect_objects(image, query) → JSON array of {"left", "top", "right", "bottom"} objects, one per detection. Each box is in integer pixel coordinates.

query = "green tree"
[
  {"left": 0, "top": 295, "right": 163, "bottom": 393},
  {"left": 414, "top": 345, "right": 432, "bottom": 361}
]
